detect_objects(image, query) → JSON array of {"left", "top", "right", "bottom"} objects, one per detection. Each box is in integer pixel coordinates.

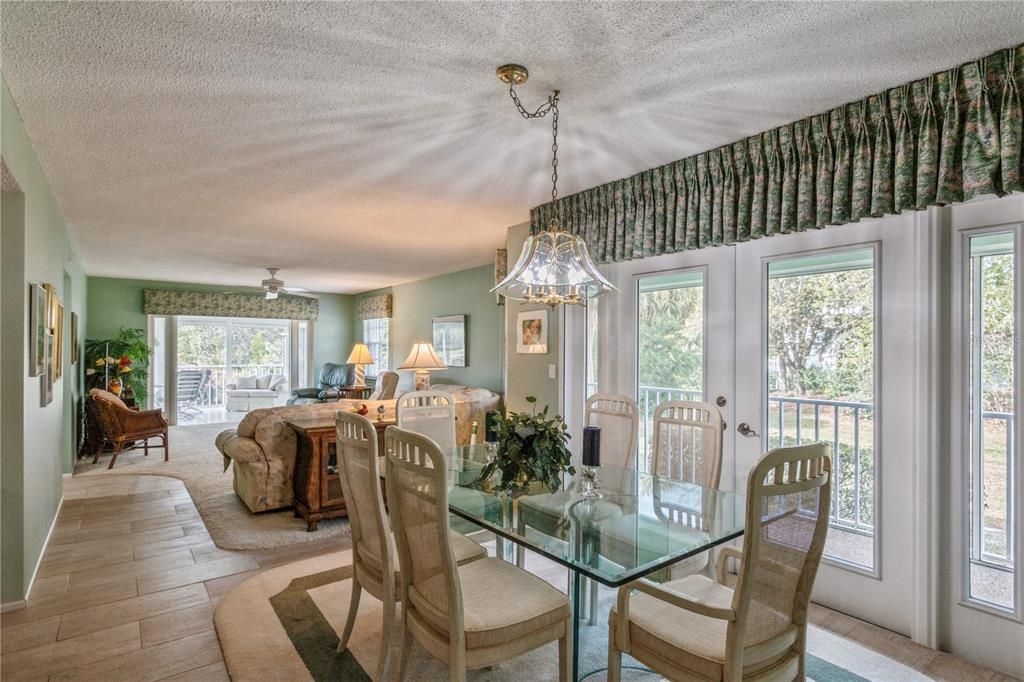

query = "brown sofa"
[{"left": 215, "top": 385, "right": 501, "bottom": 513}]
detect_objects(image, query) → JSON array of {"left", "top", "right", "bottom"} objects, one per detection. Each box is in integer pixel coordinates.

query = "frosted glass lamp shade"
[{"left": 398, "top": 342, "right": 447, "bottom": 390}]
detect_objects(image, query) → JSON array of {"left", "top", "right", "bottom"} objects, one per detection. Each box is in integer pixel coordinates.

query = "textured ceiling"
[{"left": 2, "top": 2, "right": 1022, "bottom": 293}]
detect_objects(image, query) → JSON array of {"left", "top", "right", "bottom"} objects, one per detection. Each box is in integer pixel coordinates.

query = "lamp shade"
[
  {"left": 346, "top": 342, "right": 375, "bottom": 365},
  {"left": 398, "top": 342, "right": 447, "bottom": 371}
]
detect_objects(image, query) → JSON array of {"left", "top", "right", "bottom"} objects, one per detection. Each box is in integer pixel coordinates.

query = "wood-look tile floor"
[{"left": 1, "top": 473, "right": 1016, "bottom": 681}]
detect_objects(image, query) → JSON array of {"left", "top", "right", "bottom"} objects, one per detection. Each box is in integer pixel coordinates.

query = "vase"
[{"left": 109, "top": 377, "right": 123, "bottom": 396}]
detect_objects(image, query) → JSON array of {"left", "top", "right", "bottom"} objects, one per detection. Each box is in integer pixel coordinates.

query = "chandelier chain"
[{"left": 508, "top": 84, "right": 560, "bottom": 205}]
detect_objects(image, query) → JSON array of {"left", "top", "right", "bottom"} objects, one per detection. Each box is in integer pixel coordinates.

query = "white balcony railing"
[{"left": 178, "top": 364, "right": 287, "bottom": 407}]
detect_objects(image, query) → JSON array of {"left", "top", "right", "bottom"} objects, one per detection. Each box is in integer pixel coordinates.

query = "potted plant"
[
  {"left": 84, "top": 327, "right": 152, "bottom": 406},
  {"left": 477, "top": 396, "right": 575, "bottom": 495}
]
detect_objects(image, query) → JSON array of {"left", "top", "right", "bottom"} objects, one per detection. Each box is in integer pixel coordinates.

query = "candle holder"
[{"left": 580, "top": 466, "right": 603, "bottom": 499}]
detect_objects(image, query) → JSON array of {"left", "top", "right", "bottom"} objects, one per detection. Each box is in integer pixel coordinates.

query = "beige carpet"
[
  {"left": 74, "top": 422, "right": 350, "bottom": 550},
  {"left": 214, "top": 547, "right": 931, "bottom": 682}
]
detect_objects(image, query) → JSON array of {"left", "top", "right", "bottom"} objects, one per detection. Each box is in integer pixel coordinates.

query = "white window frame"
[{"left": 363, "top": 317, "right": 390, "bottom": 378}]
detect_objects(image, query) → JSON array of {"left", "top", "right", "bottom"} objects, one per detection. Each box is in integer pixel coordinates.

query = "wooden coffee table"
[{"left": 286, "top": 414, "right": 394, "bottom": 531}]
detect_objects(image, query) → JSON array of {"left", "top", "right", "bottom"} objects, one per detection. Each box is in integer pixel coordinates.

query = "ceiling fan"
[{"left": 260, "top": 268, "right": 309, "bottom": 300}]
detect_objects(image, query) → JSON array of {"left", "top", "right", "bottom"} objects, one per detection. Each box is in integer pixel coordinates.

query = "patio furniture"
[
  {"left": 177, "top": 368, "right": 211, "bottom": 419},
  {"left": 287, "top": 362, "right": 354, "bottom": 405},
  {"left": 88, "top": 388, "right": 169, "bottom": 469},
  {"left": 225, "top": 373, "right": 286, "bottom": 412},
  {"left": 607, "top": 442, "right": 832, "bottom": 682}
]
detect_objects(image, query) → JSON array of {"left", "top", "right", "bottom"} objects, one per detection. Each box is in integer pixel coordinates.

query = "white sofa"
[{"left": 225, "top": 374, "right": 287, "bottom": 412}]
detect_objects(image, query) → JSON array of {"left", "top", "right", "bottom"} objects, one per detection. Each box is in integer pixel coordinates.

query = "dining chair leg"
[
  {"left": 336, "top": 579, "right": 362, "bottom": 653},
  {"left": 558, "top": 632, "right": 570, "bottom": 682},
  {"left": 163, "top": 433, "right": 169, "bottom": 462},
  {"left": 607, "top": 643, "right": 622, "bottom": 682},
  {"left": 144, "top": 438, "right": 149, "bottom": 456},
  {"left": 376, "top": 594, "right": 396, "bottom": 682},
  {"left": 395, "top": 617, "right": 413, "bottom": 682},
  {"left": 107, "top": 441, "right": 125, "bottom": 469}
]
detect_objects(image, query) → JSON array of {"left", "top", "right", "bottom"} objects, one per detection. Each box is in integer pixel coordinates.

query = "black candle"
[
  {"left": 485, "top": 411, "right": 500, "bottom": 443},
  {"left": 582, "top": 426, "right": 601, "bottom": 467}
]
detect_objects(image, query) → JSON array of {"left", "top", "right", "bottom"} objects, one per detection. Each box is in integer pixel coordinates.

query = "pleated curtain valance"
[
  {"left": 530, "top": 44, "right": 1024, "bottom": 264},
  {"left": 356, "top": 294, "right": 393, "bottom": 320},
  {"left": 143, "top": 289, "right": 319, "bottom": 320}
]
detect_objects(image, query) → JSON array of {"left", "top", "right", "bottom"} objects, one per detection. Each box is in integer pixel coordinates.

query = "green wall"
[
  {"left": 87, "top": 277, "right": 355, "bottom": 379},
  {"left": 354, "top": 265, "right": 504, "bottom": 394},
  {"left": 2, "top": 73, "right": 88, "bottom": 604}
]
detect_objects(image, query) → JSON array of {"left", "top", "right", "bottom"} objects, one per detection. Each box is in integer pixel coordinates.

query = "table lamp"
[
  {"left": 346, "top": 343, "right": 375, "bottom": 387},
  {"left": 398, "top": 342, "right": 447, "bottom": 390}
]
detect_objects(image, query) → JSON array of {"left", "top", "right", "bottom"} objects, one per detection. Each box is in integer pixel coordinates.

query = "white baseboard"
[
  {"left": 24, "top": 495, "right": 64, "bottom": 602},
  {"left": 62, "top": 473, "right": 73, "bottom": 480},
  {"left": 0, "top": 599, "right": 27, "bottom": 612}
]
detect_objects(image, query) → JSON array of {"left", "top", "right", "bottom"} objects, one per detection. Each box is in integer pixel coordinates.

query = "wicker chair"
[
  {"left": 89, "top": 388, "right": 169, "bottom": 469},
  {"left": 608, "top": 442, "right": 832, "bottom": 682},
  {"left": 333, "top": 412, "right": 486, "bottom": 682},
  {"left": 385, "top": 425, "right": 571, "bottom": 682}
]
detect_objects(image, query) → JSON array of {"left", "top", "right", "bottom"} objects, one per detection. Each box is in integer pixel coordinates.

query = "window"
[{"left": 363, "top": 318, "right": 390, "bottom": 377}]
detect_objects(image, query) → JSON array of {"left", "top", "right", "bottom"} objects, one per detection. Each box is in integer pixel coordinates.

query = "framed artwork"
[
  {"left": 29, "top": 283, "right": 46, "bottom": 376},
  {"left": 54, "top": 303, "right": 65, "bottom": 381},
  {"left": 44, "top": 283, "right": 57, "bottom": 331},
  {"left": 71, "top": 312, "right": 79, "bottom": 364},
  {"left": 40, "top": 333, "right": 53, "bottom": 406},
  {"left": 516, "top": 310, "right": 548, "bottom": 354},
  {"left": 432, "top": 315, "right": 466, "bottom": 367}
]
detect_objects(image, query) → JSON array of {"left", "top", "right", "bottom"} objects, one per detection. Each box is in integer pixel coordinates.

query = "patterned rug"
[{"left": 214, "top": 549, "right": 930, "bottom": 681}]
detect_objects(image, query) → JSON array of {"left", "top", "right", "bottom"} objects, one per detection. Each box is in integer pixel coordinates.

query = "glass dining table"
[{"left": 441, "top": 445, "right": 747, "bottom": 681}]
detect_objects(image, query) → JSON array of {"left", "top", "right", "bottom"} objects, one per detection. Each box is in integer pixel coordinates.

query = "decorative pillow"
[
  {"left": 255, "top": 375, "right": 271, "bottom": 389},
  {"left": 267, "top": 374, "right": 286, "bottom": 391},
  {"left": 237, "top": 376, "right": 259, "bottom": 389}
]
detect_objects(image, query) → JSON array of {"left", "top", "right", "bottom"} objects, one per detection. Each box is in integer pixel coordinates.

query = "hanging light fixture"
[{"left": 491, "top": 64, "right": 616, "bottom": 308}]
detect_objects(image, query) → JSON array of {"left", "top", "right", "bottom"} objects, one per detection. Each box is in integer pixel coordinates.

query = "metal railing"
[
  {"left": 977, "top": 411, "right": 1014, "bottom": 567},
  {"left": 178, "top": 364, "right": 287, "bottom": 407}
]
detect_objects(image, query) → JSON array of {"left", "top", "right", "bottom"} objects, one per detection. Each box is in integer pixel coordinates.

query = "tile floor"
[{"left": 0, "top": 474, "right": 1016, "bottom": 681}]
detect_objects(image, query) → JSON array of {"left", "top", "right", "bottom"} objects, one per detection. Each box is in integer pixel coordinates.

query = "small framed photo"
[
  {"left": 29, "top": 284, "right": 47, "bottom": 376},
  {"left": 516, "top": 310, "right": 548, "bottom": 354},
  {"left": 432, "top": 315, "right": 466, "bottom": 367}
]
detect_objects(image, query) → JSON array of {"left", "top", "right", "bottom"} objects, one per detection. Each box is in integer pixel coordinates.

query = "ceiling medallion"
[{"left": 491, "top": 64, "right": 616, "bottom": 308}]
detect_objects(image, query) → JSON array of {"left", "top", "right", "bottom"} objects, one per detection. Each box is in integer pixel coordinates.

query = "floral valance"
[
  {"left": 531, "top": 44, "right": 1024, "bottom": 263},
  {"left": 356, "top": 294, "right": 392, "bottom": 320},
  {"left": 143, "top": 289, "right": 319, "bottom": 320}
]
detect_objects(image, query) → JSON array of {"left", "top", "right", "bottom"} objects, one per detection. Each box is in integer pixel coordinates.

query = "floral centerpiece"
[
  {"left": 84, "top": 327, "right": 151, "bottom": 404},
  {"left": 477, "top": 396, "right": 575, "bottom": 495}
]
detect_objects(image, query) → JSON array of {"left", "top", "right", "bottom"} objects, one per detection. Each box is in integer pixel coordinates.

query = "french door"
[{"left": 733, "top": 216, "right": 920, "bottom": 634}]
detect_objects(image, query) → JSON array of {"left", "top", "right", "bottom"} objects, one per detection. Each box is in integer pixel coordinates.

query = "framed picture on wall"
[
  {"left": 54, "top": 303, "right": 65, "bottom": 381},
  {"left": 432, "top": 315, "right": 466, "bottom": 367},
  {"left": 29, "top": 283, "right": 47, "bottom": 376},
  {"left": 516, "top": 310, "right": 548, "bottom": 354}
]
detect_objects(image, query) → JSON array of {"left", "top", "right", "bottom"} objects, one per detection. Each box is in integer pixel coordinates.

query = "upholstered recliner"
[{"left": 287, "top": 362, "right": 354, "bottom": 405}]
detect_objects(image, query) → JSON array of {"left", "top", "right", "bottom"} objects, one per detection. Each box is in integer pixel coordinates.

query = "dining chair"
[
  {"left": 396, "top": 390, "right": 456, "bottom": 453},
  {"left": 585, "top": 393, "right": 639, "bottom": 469},
  {"left": 385, "top": 425, "right": 572, "bottom": 682},
  {"left": 607, "top": 442, "right": 832, "bottom": 682},
  {"left": 650, "top": 400, "right": 724, "bottom": 578},
  {"left": 333, "top": 412, "right": 486, "bottom": 681}
]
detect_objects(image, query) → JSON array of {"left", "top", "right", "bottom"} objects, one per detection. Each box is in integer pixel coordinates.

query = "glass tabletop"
[{"left": 444, "top": 445, "right": 746, "bottom": 587}]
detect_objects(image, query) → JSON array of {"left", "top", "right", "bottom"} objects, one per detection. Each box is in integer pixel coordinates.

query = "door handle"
[{"left": 736, "top": 422, "right": 759, "bottom": 438}]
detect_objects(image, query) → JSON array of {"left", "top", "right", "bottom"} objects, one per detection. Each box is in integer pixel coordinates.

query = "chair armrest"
[
  {"left": 290, "top": 387, "right": 320, "bottom": 398},
  {"left": 618, "top": 579, "right": 735, "bottom": 625},
  {"left": 118, "top": 407, "right": 168, "bottom": 432},
  {"left": 319, "top": 389, "right": 340, "bottom": 400},
  {"left": 715, "top": 546, "right": 744, "bottom": 585}
]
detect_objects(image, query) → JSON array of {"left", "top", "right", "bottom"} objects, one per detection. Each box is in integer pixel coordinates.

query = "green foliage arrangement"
[
  {"left": 477, "top": 396, "right": 575, "bottom": 495},
  {"left": 84, "top": 328, "right": 152, "bottom": 404}
]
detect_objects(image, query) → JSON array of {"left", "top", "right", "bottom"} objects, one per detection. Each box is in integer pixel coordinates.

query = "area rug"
[
  {"left": 214, "top": 549, "right": 930, "bottom": 682},
  {"left": 73, "top": 422, "right": 350, "bottom": 550}
]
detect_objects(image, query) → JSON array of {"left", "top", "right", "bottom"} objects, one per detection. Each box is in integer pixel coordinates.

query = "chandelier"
[{"left": 491, "top": 64, "right": 616, "bottom": 308}]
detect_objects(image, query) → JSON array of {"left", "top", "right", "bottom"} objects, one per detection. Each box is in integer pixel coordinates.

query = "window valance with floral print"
[
  {"left": 143, "top": 289, "right": 319, "bottom": 320},
  {"left": 530, "top": 44, "right": 1024, "bottom": 263},
  {"left": 356, "top": 294, "right": 393, "bottom": 320}
]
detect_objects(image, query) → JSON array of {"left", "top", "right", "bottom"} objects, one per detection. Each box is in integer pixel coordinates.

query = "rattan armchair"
[{"left": 89, "top": 388, "right": 169, "bottom": 469}]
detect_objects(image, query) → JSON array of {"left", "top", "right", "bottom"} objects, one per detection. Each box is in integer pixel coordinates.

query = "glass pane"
[
  {"left": 968, "top": 232, "right": 1016, "bottom": 610},
  {"left": 363, "top": 318, "right": 390, "bottom": 377},
  {"left": 230, "top": 324, "right": 288, "bottom": 383},
  {"left": 585, "top": 293, "right": 599, "bottom": 398},
  {"left": 176, "top": 322, "right": 225, "bottom": 421},
  {"left": 150, "top": 317, "right": 167, "bottom": 413},
  {"left": 297, "top": 321, "right": 309, "bottom": 388},
  {"left": 766, "top": 248, "right": 876, "bottom": 570},
  {"left": 636, "top": 270, "right": 705, "bottom": 472}
]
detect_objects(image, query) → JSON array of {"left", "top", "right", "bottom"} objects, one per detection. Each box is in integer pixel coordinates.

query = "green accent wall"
[
  {"left": 86, "top": 277, "right": 355, "bottom": 378},
  {"left": 2, "top": 73, "right": 88, "bottom": 604},
  {"left": 353, "top": 265, "right": 504, "bottom": 394}
]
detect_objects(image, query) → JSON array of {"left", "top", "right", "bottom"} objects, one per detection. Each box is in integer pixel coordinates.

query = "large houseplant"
[
  {"left": 85, "top": 327, "right": 152, "bottom": 405},
  {"left": 477, "top": 396, "right": 575, "bottom": 495}
]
